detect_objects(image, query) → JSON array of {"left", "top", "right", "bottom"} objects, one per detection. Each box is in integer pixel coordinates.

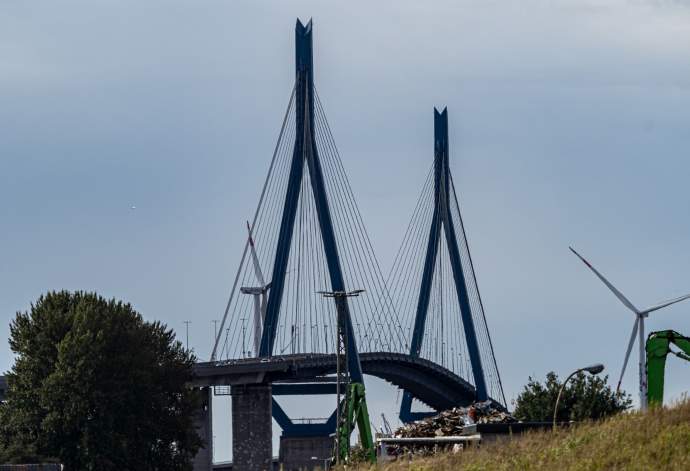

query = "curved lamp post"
[{"left": 553, "top": 363, "right": 605, "bottom": 429}]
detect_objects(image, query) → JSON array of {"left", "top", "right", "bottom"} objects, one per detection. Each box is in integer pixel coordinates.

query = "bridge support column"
[
  {"left": 192, "top": 387, "right": 213, "bottom": 471},
  {"left": 232, "top": 384, "right": 273, "bottom": 471}
]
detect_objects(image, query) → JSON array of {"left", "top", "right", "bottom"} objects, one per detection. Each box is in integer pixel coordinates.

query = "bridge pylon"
[
  {"left": 399, "top": 108, "right": 504, "bottom": 422},
  {"left": 258, "top": 20, "right": 363, "bottom": 383}
]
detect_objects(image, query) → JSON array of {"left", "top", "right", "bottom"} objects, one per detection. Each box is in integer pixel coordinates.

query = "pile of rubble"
[
  {"left": 395, "top": 401, "right": 516, "bottom": 438},
  {"left": 386, "top": 401, "right": 516, "bottom": 457}
]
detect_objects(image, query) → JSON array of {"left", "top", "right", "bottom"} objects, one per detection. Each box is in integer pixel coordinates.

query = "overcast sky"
[{"left": 2, "top": 0, "right": 690, "bottom": 461}]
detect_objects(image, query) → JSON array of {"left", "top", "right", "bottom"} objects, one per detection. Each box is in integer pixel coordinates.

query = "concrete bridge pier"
[
  {"left": 232, "top": 384, "right": 273, "bottom": 471},
  {"left": 192, "top": 387, "right": 213, "bottom": 471}
]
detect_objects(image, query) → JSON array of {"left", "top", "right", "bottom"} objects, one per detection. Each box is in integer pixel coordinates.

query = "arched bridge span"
[{"left": 193, "top": 352, "right": 502, "bottom": 412}]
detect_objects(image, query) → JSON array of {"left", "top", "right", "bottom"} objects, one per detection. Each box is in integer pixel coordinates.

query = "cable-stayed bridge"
[{"left": 191, "top": 19, "right": 505, "bottom": 471}]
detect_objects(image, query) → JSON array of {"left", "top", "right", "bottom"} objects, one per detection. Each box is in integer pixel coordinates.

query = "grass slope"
[{"left": 354, "top": 400, "right": 690, "bottom": 471}]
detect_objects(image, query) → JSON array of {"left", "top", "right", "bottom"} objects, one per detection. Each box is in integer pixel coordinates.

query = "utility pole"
[
  {"left": 451, "top": 347, "right": 455, "bottom": 372},
  {"left": 318, "top": 289, "right": 364, "bottom": 465},
  {"left": 183, "top": 320, "right": 191, "bottom": 350},
  {"left": 212, "top": 319, "right": 219, "bottom": 344},
  {"left": 224, "top": 327, "right": 230, "bottom": 361},
  {"left": 324, "top": 324, "right": 329, "bottom": 354},
  {"left": 240, "top": 317, "right": 247, "bottom": 358},
  {"left": 291, "top": 325, "right": 296, "bottom": 354},
  {"left": 442, "top": 341, "right": 445, "bottom": 368}
]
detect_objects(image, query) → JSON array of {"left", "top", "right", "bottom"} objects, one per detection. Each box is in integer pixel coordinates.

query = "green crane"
[
  {"left": 646, "top": 330, "right": 690, "bottom": 406},
  {"left": 335, "top": 382, "right": 375, "bottom": 463}
]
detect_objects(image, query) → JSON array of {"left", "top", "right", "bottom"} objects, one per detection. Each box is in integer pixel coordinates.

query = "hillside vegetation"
[{"left": 353, "top": 399, "right": 690, "bottom": 471}]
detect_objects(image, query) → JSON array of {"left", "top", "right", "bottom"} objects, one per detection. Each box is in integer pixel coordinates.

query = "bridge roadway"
[{"left": 193, "top": 351, "right": 487, "bottom": 411}]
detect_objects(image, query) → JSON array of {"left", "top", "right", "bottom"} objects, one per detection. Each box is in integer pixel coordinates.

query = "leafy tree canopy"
[
  {"left": 514, "top": 371, "right": 632, "bottom": 423},
  {"left": 0, "top": 291, "right": 202, "bottom": 470}
]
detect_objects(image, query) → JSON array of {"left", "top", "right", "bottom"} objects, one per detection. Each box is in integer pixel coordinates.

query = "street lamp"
[{"left": 553, "top": 363, "right": 605, "bottom": 428}]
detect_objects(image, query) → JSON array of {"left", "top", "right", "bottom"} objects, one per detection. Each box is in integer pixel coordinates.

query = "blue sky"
[{"left": 2, "top": 0, "right": 690, "bottom": 461}]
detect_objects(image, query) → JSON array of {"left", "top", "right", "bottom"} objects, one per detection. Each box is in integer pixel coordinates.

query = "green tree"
[
  {"left": 0, "top": 291, "right": 202, "bottom": 470},
  {"left": 514, "top": 371, "right": 632, "bottom": 423}
]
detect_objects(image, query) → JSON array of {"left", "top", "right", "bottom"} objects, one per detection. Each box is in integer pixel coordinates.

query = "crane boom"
[{"left": 646, "top": 330, "right": 690, "bottom": 406}]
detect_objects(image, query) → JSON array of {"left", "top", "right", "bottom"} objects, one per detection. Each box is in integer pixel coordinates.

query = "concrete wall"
[
  {"left": 279, "top": 435, "right": 333, "bottom": 471},
  {"left": 232, "top": 384, "right": 273, "bottom": 471},
  {"left": 192, "top": 387, "right": 213, "bottom": 471}
]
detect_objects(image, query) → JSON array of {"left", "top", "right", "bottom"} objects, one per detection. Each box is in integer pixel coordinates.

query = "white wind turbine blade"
[
  {"left": 569, "top": 247, "right": 639, "bottom": 314},
  {"left": 641, "top": 293, "right": 690, "bottom": 314},
  {"left": 617, "top": 316, "right": 639, "bottom": 393},
  {"left": 247, "top": 221, "right": 266, "bottom": 287}
]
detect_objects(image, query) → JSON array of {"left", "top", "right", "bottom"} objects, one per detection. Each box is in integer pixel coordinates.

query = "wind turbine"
[
  {"left": 240, "top": 221, "right": 271, "bottom": 357},
  {"left": 570, "top": 247, "right": 690, "bottom": 410}
]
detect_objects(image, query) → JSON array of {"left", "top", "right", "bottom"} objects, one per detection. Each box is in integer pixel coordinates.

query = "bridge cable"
[{"left": 211, "top": 86, "right": 296, "bottom": 360}]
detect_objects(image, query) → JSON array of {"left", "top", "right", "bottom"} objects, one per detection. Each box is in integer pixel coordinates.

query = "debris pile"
[
  {"left": 396, "top": 401, "right": 516, "bottom": 438},
  {"left": 385, "top": 401, "right": 516, "bottom": 458}
]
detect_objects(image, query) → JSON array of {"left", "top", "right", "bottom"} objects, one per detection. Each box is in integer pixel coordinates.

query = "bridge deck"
[{"left": 193, "top": 352, "right": 500, "bottom": 412}]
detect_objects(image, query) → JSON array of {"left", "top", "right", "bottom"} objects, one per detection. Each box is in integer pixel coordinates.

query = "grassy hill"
[{"left": 353, "top": 399, "right": 690, "bottom": 471}]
